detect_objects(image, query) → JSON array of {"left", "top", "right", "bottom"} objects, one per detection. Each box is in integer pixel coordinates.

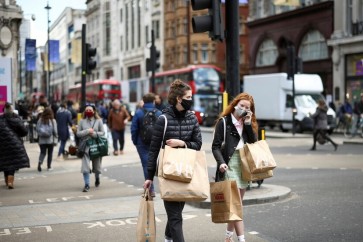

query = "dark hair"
[
  {"left": 167, "top": 79, "right": 191, "bottom": 106},
  {"left": 143, "top": 93, "right": 156, "bottom": 103},
  {"left": 40, "top": 107, "right": 54, "bottom": 124}
]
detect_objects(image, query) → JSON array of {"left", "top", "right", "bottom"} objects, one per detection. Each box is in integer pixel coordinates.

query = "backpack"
[
  {"left": 140, "top": 108, "right": 158, "bottom": 145},
  {"left": 38, "top": 121, "right": 53, "bottom": 138}
]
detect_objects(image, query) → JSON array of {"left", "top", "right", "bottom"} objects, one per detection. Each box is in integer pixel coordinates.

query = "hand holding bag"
[
  {"left": 87, "top": 134, "right": 109, "bottom": 160},
  {"left": 210, "top": 179, "right": 243, "bottom": 223},
  {"left": 162, "top": 145, "right": 197, "bottom": 183},
  {"left": 240, "top": 148, "right": 273, "bottom": 181},
  {"left": 243, "top": 140, "right": 276, "bottom": 174},
  {"left": 136, "top": 189, "right": 156, "bottom": 242}
]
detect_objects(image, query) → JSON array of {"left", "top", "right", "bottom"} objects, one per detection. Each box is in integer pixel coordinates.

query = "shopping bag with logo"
[
  {"left": 240, "top": 148, "right": 273, "bottom": 182},
  {"left": 158, "top": 150, "right": 209, "bottom": 202},
  {"left": 243, "top": 140, "right": 276, "bottom": 174},
  {"left": 162, "top": 145, "right": 197, "bottom": 183},
  {"left": 136, "top": 189, "right": 156, "bottom": 242},
  {"left": 87, "top": 135, "right": 109, "bottom": 160},
  {"left": 210, "top": 180, "right": 243, "bottom": 223}
]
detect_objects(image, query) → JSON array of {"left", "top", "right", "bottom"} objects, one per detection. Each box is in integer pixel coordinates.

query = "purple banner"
[
  {"left": 25, "top": 38, "right": 36, "bottom": 71},
  {"left": 49, "top": 40, "right": 60, "bottom": 63},
  {"left": 356, "top": 60, "right": 363, "bottom": 75},
  {"left": 0, "top": 86, "right": 7, "bottom": 114}
]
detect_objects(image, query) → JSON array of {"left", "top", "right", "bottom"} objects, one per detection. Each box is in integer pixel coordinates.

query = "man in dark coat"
[
  {"left": 56, "top": 103, "right": 73, "bottom": 160},
  {"left": 0, "top": 103, "right": 30, "bottom": 189}
]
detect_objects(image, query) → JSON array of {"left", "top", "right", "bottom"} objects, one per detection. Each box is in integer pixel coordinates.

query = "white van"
[{"left": 243, "top": 73, "right": 336, "bottom": 133}]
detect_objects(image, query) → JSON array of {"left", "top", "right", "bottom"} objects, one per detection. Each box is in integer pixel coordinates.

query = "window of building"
[
  {"left": 201, "top": 44, "right": 209, "bottom": 63},
  {"left": 183, "top": 18, "right": 188, "bottom": 35},
  {"left": 183, "top": 46, "right": 188, "bottom": 64},
  {"left": 104, "top": 11, "right": 111, "bottom": 56},
  {"left": 255, "top": 38, "right": 278, "bottom": 66},
  {"left": 137, "top": 0, "right": 141, "bottom": 47},
  {"left": 145, "top": 26, "right": 149, "bottom": 44},
  {"left": 152, "top": 20, "right": 160, "bottom": 39},
  {"left": 240, "top": 44, "right": 245, "bottom": 64},
  {"left": 125, "top": 3, "right": 129, "bottom": 50},
  {"left": 120, "top": 35, "right": 123, "bottom": 51},
  {"left": 120, "top": 8, "right": 123, "bottom": 22},
  {"left": 193, "top": 44, "right": 198, "bottom": 64},
  {"left": 298, "top": 30, "right": 328, "bottom": 61}
]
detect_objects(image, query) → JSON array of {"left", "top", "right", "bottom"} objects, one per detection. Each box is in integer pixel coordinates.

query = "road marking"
[
  {"left": 183, "top": 214, "right": 197, "bottom": 220},
  {"left": 249, "top": 231, "right": 259, "bottom": 235},
  {"left": 312, "top": 167, "right": 319, "bottom": 170}
]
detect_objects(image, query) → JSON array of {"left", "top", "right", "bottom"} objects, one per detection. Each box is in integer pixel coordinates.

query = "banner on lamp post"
[
  {"left": 25, "top": 38, "right": 37, "bottom": 71},
  {"left": 0, "top": 57, "right": 12, "bottom": 114},
  {"left": 49, "top": 40, "right": 60, "bottom": 63}
]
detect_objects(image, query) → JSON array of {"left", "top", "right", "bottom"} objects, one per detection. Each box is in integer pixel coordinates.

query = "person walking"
[
  {"left": 155, "top": 94, "right": 166, "bottom": 111},
  {"left": 36, "top": 107, "right": 58, "bottom": 171},
  {"left": 131, "top": 93, "right": 162, "bottom": 197},
  {"left": 56, "top": 103, "right": 73, "bottom": 160},
  {"left": 77, "top": 104, "right": 105, "bottom": 192},
  {"left": 0, "top": 103, "right": 30, "bottom": 189},
  {"left": 310, "top": 99, "right": 338, "bottom": 151},
  {"left": 212, "top": 92, "right": 259, "bottom": 242},
  {"left": 144, "top": 79, "right": 202, "bottom": 242},
  {"left": 108, "top": 99, "right": 130, "bottom": 155}
]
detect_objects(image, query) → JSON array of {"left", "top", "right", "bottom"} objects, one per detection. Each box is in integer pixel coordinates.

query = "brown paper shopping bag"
[
  {"left": 243, "top": 140, "right": 277, "bottom": 174},
  {"left": 240, "top": 148, "right": 273, "bottom": 182},
  {"left": 158, "top": 150, "right": 209, "bottom": 202},
  {"left": 162, "top": 145, "right": 197, "bottom": 183},
  {"left": 136, "top": 189, "right": 156, "bottom": 242},
  {"left": 210, "top": 180, "right": 243, "bottom": 223}
]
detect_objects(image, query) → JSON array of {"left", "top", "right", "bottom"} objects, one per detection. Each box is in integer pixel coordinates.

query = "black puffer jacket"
[
  {"left": 147, "top": 106, "right": 202, "bottom": 180},
  {"left": 0, "top": 114, "right": 30, "bottom": 172},
  {"left": 212, "top": 114, "right": 256, "bottom": 181}
]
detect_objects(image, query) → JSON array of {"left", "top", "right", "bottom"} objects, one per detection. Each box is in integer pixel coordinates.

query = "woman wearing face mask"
[
  {"left": 212, "top": 93, "right": 258, "bottom": 242},
  {"left": 144, "top": 79, "right": 202, "bottom": 242},
  {"left": 77, "top": 104, "right": 105, "bottom": 192}
]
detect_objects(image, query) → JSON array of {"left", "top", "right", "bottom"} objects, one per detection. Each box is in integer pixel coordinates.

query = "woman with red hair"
[{"left": 212, "top": 93, "right": 258, "bottom": 242}]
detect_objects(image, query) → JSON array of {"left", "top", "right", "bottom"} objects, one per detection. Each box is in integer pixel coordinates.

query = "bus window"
[{"left": 192, "top": 67, "right": 220, "bottom": 94}]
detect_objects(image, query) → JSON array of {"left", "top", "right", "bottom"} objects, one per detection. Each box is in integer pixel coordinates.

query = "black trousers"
[
  {"left": 4, "top": 170, "right": 15, "bottom": 177},
  {"left": 312, "top": 129, "right": 336, "bottom": 147},
  {"left": 164, "top": 200, "right": 185, "bottom": 242}
]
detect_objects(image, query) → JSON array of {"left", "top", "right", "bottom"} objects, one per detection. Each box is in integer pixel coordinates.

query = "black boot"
[
  {"left": 334, "top": 143, "right": 338, "bottom": 151},
  {"left": 37, "top": 162, "right": 42, "bottom": 172},
  {"left": 310, "top": 146, "right": 316, "bottom": 151},
  {"left": 95, "top": 178, "right": 100, "bottom": 187}
]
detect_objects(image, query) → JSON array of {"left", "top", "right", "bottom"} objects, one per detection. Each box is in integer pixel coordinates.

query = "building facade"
[
  {"left": 0, "top": 0, "right": 23, "bottom": 103},
  {"left": 328, "top": 0, "right": 363, "bottom": 106},
  {"left": 48, "top": 7, "right": 86, "bottom": 101},
  {"left": 247, "top": 0, "right": 334, "bottom": 97}
]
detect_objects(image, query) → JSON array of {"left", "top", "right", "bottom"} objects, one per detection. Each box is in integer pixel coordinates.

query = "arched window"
[
  {"left": 298, "top": 30, "right": 328, "bottom": 61},
  {"left": 255, "top": 39, "right": 278, "bottom": 66}
]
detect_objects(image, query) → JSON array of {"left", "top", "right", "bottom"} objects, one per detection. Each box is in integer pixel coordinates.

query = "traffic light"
[
  {"left": 287, "top": 45, "right": 295, "bottom": 80},
  {"left": 86, "top": 43, "right": 97, "bottom": 74},
  {"left": 146, "top": 58, "right": 152, "bottom": 72},
  {"left": 191, "top": 0, "right": 224, "bottom": 41},
  {"left": 152, "top": 46, "right": 160, "bottom": 70}
]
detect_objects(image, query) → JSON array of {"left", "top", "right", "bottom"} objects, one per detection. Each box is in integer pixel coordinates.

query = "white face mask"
[{"left": 234, "top": 106, "right": 247, "bottom": 117}]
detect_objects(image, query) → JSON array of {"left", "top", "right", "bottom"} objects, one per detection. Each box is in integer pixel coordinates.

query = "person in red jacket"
[{"left": 107, "top": 99, "right": 131, "bottom": 155}]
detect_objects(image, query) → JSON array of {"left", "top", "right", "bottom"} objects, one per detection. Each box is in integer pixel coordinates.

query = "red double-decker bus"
[
  {"left": 122, "top": 65, "right": 224, "bottom": 125},
  {"left": 154, "top": 65, "right": 224, "bottom": 125},
  {"left": 67, "top": 79, "right": 121, "bottom": 103}
]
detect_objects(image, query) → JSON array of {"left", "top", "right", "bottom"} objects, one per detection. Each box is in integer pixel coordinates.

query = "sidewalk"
[{"left": 0, "top": 131, "right": 291, "bottom": 229}]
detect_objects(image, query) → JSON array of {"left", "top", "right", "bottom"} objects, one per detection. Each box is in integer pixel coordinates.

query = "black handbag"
[{"left": 76, "top": 139, "right": 87, "bottom": 158}]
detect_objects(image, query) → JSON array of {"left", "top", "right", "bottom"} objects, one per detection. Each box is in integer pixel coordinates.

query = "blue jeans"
[
  {"left": 111, "top": 129, "right": 125, "bottom": 151},
  {"left": 58, "top": 139, "right": 67, "bottom": 156},
  {"left": 39, "top": 144, "right": 54, "bottom": 169},
  {"left": 136, "top": 143, "right": 154, "bottom": 192}
]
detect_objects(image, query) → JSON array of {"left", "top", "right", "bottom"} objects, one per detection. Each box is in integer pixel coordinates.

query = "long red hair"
[{"left": 219, "top": 92, "right": 258, "bottom": 135}]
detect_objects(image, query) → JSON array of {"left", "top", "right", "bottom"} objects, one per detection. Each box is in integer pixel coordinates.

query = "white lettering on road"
[
  {"left": 29, "top": 195, "right": 93, "bottom": 204},
  {"left": 84, "top": 217, "right": 162, "bottom": 228},
  {"left": 0, "top": 226, "right": 52, "bottom": 236}
]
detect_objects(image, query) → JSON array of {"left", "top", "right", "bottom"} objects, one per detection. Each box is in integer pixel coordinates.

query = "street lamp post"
[{"left": 45, "top": 1, "right": 51, "bottom": 102}]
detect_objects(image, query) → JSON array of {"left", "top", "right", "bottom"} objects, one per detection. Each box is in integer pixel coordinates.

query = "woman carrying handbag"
[
  {"left": 77, "top": 104, "right": 105, "bottom": 192},
  {"left": 212, "top": 93, "right": 259, "bottom": 242},
  {"left": 143, "top": 79, "right": 202, "bottom": 242}
]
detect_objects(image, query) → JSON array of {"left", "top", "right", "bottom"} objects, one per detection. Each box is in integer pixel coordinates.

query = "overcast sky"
[{"left": 16, "top": 0, "right": 86, "bottom": 46}]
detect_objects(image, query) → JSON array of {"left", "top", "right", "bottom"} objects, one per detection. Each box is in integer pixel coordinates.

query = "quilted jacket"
[
  {"left": 146, "top": 105, "right": 202, "bottom": 180},
  {"left": 0, "top": 113, "right": 30, "bottom": 172}
]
